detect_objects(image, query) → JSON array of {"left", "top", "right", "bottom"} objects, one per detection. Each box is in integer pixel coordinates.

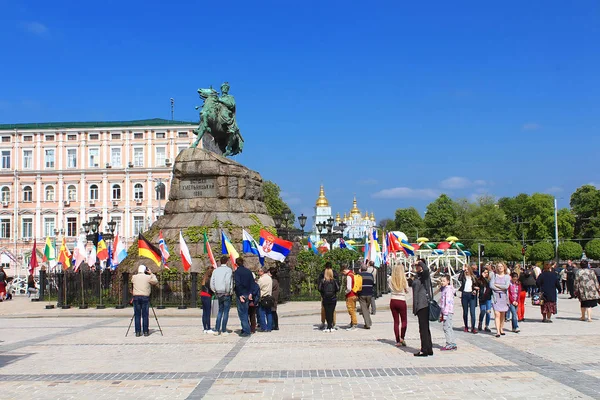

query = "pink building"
[{"left": 0, "top": 118, "right": 198, "bottom": 277}]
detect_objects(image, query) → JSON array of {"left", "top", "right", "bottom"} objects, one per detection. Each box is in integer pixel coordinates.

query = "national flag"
[
  {"left": 158, "top": 230, "right": 170, "bottom": 262},
  {"left": 339, "top": 238, "right": 347, "bottom": 249},
  {"left": 203, "top": 232, "right": 217, "bottom": 269},
  {"left": 57, "top": 237, "right": 72, "bottom": 270},
  {"left": 382, "top": 232, "right": 388, "bottom": 265},
  {"left": 138, "top": 233, "right": 162, "bottom": 267},
  {"left": 370, "top": 234, "right": 381, "bottom": 267},
  {"left": 258, "top": 229, "right": 293, "bottom": 262},
  {"left": 179, "top": 231, "right": 193, "bottom": 271},
  {"left": 307, "top": 237, "right": 319, "bottom": 255},
  {"left": 87, "top": 244, "right": 97, "bottom": 268},
  {"left": 400, "top": 239, "right": 415, "bottom": 256},
  {"left": 242, "top": 229, "right": 265, "bottom": 266},
  {"left": 42, "top": 236, "right": 55, "bottom": 263},
  {"left": 96, "top": 233, "right": 108, "bottom": 261},
  {"left": 73, "top": 235, "right": 87, "bottom": 272},
  {"left": 112, "top": 231, "right": 128, "bottom": 266},
  {"left": 221, "top": 231, "right": 239, "bottom": 268},
  {"left": 28, "top": 239, "right": 38, "bottom": 274}
]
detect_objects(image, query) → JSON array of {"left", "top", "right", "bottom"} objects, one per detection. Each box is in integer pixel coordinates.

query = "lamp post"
[
  {"left": 274, "top": 208, "right": 302, "bottom": 241},
  {"left": 298, "top": 214, "right": 307, "bottom": 238},
  {"left": 316, "top": 217, "right": 346, "bottom": 251},
  {"left": 152, "top": 178, "right": 167, "bottom": 220}
]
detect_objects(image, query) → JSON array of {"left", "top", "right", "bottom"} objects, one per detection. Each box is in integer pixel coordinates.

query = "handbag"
[
  {"left": 259, "top": 295, "right": 274, "bottom": 309},
  {"left": 531, "top": 292, "right": 545, "bottom": 306},
  {"left": 426, "top": 279, "right": 441, "bottom": 321}
]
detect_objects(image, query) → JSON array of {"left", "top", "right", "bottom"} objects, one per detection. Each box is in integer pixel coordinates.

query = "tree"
[
  {"left": 557, "top": 241, "right": 583, "bottom": 260},
  {"left": 393, "top": 207, "right": 423, "bottom": 241},
  {"left": 557, "top": 208, "right": 575, "bottom": 240},
  {"left": 377, "top": 218, "right": 395, "bottom": 232},
  {"left": 463, "top": 195, "right": 511, "bottom": 249},
  {"left": 522, "top": 193, "right": 555, "bottom": 242},
  {"left": 571, "top": 185, "right": 600, "bottom": 241},
  {"left": 526, "top": 242, "right": 555, "bottom": 262},
  {"left": 585, "top": 239, "right": 600, "bottom": 260},
  {"left": 295, "top": 250, "right": 325, "bottom": 295},
  {"left": 424, "top": 195, "right": 457, "bottom": 241},
  {"left": 323, "top": 248, "right": 360, "bottom": 267},
  {"left": 263, "top": 180, "right": 295, "bottom": 225}
]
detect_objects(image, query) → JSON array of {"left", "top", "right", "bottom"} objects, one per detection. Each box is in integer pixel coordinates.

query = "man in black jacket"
[
  {"left": 234, "top": 257, "right": 254, "bottom": 336},
  {"left": 566, "top": 260, "right": 576, "bottom": 298},
  {"left": 412, "top": 260, "right": 433, "bottom": 357}
]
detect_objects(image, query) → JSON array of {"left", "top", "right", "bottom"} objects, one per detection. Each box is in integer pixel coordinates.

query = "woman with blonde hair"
[
  {"left": 490, "top": 262, "right": 510, "bottom": 337},
  {"left": 318, "top": 267, "right": 340, "bottom": 332},
  {"left": 388, "top": 264, "right": 409, "bottom": 347}
]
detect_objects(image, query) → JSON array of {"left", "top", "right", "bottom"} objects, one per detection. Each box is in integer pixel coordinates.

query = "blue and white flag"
[{"left": 242, "top": 229, "right": 264, "bottom": 266}]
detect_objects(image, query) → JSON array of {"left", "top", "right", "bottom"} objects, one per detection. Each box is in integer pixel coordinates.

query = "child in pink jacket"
[{"left": 439, "top": 275, "right": 457, "bottom": 351}]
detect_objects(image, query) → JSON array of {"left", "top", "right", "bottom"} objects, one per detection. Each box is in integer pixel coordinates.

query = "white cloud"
[
  {"left": 440, "top": 176, "right": 487, "bottom": 190},
  {"left": 372, "top": 187, "right": 439, "bottom": 199},
  {"left": 522, "top": 122, "right": 541, "bottom": 131},
  {"left": 358, "top": 178, "right": 378, "bottom": 186},
  {"left": 22, "top": 21, "right": 48, "bottom": 35},
  {"left": 545, "top": 186, "right": 563, "bottom": 194},
  {"left": 280, "top": 191, "right": 301, "bottom": 205}
]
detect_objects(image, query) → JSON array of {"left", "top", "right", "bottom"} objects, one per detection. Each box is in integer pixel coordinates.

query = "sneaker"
[
  {"left": 319, "top": 323, "right": 326, "bottom": 330},
  {"left": 440, "top": 345, "right": 457, "bottom": 351},
  {"left": 221, "top": 331, "right": 230, "bottom": 336},
  {"left": 471, "top": 328, "right": 478, "bottom": 334},
  {"left": 363, "top": 325, "right": 371, "bottom": 330},
  {"left": 332, "top": 326, "right": 339, "bottom": 331},
  {"left": 213, "top": 330, "right": 220, "bottom": 336},
  {"left": 514, "top": 329, "right": 520, "bottom": 333},
  {"left": 463, "top": 327, "right": 469, "bottom": 332},
  {"left": 484, "top": 327, "right": 491, "bottom": 333},
  {"left": 323, "top": 329, "right": 329, "bottom": 333},
  {"left": 346, "top": 325, "right": 357, "bottom": 331}
]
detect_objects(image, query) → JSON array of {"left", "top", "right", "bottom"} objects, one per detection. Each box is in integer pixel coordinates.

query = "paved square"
[{"left": 1, "top": 293, "right": 599, "bottom": 399}]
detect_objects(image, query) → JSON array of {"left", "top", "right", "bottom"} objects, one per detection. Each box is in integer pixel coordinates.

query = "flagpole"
[
  {"left": 79, "top": 267, "right": 87, "bottom": 309},
  {"left": 157, "top": 255, "right": 165, "bottom": 309}
]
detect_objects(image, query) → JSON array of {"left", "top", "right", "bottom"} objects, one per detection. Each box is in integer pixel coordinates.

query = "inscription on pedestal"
[{"left": 179, "top": 177, "right": 217, "bottom": 198}]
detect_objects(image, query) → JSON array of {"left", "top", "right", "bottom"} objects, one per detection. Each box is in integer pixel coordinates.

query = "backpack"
[
  {"left": 323, "top": 280, "right": 337, "bottom": 298},
  {"left": 352, "top": 273, "right": 363, "bottom": 293}
]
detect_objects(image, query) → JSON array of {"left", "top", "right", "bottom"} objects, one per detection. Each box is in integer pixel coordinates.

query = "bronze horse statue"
[{"left": 191, "top": 85, "right": 244, "bottom": 156}]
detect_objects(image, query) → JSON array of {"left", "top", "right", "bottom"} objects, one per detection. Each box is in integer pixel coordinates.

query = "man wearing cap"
[{"left": 131, "top": 265, "right": 158, "bottom": 337}]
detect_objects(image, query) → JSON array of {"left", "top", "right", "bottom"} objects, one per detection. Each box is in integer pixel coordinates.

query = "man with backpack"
[
  {"left": 357, "top": 265, "right": 375, "bottom": 329},
  {"left": 341, "top": 264, "right": 360, "bottom": 330}
]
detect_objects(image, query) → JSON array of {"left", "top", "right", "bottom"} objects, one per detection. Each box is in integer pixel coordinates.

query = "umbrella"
[
  {"left": 463, "top": 251, "right": 472, "bottom": 257},
  {"left": 446, "top": 236, "right": 459, "bottom": 243},
  {"left": 411, "top": 243, "right": 421, "bottom": 250},
  {"left": 392, "top": 231, "right": 408, "bottom": 242},
  {"left": 422, "top": 242, "right": 436, "bottom": 249},
  {"left": 346, "top": 240, "right": 357, "bottom": 245},
  {"left": 437, "top": 242, "right": 451, "bottom": 250},
  {"left": 416, "top": 237, "right": 429, "bottom": 243},
  {"left": 452, "top": 242, "right": 465, "bottom": 249}
]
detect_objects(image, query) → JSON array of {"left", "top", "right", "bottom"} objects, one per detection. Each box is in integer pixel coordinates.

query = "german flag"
[{"left": 138, "top": 233, "right": 162, "bottom": 267}]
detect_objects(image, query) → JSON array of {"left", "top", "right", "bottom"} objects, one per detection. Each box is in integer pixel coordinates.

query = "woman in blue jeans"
[
  {"left": 459, "top": 266, "right": 479, "bottom": 333},
  {"left": 200, "top": 268, "right": 214, "bottom": 333},
  {"left": 477, "top": 269, "right": 493, "bottom": 332}
]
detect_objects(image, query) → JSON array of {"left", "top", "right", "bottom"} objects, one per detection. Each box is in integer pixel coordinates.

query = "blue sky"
[{"left": 1, "top": 1, "right": 599, "bottom": 225}]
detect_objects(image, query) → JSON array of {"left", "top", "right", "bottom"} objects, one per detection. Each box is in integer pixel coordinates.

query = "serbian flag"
[
  {"left": 242, "top": 229, "right": 264, "bottom": 266},
  {"left": 203, "top": 232, "right": 217, "bottom": 269},
  {"left": 179, "top": 231, "right": 193, "bottom": 271},
  {"left": 96, "top": 233, "right": 108, "bottom": 261},
  {"left": 138, "top": 233, "right": 162, "bottom": 267},
  {"left": 28, "top": 239, "right": 38, "bottom": 274},
  {"left": 307, "top": 236, "right": 318, "bottom": 255},
  {"left": 158, "top": 230, "right": 170, "bottom": 262},
  {"left": 259, "top": 229, "right": 292, "bottom": 262},
  {"left": 221, "top": 231, "right": 239, "bottom": 268},
  {"left": 57, "top": 237, "right": 72, "bottom": 270}
]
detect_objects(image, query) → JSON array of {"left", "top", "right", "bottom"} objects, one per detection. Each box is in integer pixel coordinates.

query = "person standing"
[
  {"left": 234, "top": 257, "right": 254, "bottom": 337},
  {"left": 366, "top": 261, "right": 378, "bottom": 311},
  {"left": 517, "top": 271, "right": 527, "bottom": 322},
  {"left": 537, "top": 263, "right": 561, "bottom": 323},
  {"left": 574, "top": 260, "right": 600, "bottom": 322},
  {"left": 248, "top": 277, "right": 261, "bottom": 333},
  {"left": 477, "top": 269, "right": 493, "bottom": 332},
  {"left": 388, "top": 265, "right": 409, "bottom": 347},
  {"left": 317, "top": 262, "right": 339, "bottom": 329},
  {"left": 210, "top": 255, "right": 234, "bottom": 336},
  {"left": 341, "top": 264, "right": 358, "bottom": 330},
  {"left": 0, "top": 266, "right": 6, "bottom": 301},
  {"left": 269, "top": 268, "right": 280, "bottom": 330},
  {"left": 318, "top": 268, "right": 340, "bottom": 332},
  {"left": 458, "top": 265, "right": 479, "bottom": 333},
  {"left": 257, "top": 267, "right": 273, "bottom": 332},
  {"left": 131, "top": 265, "right": 158, "bottom": 337},
  {"left": 508, "top": 273, "right": 521, "bottom": 332},
  {"left": 200, "top": 268, "right": 214, "bottom": 334},
  {"left": 357, "top": 265, "right": 375, "bottom": 329},
  {"left": 439, "top": 275, "right": 457, "bottom": 351},
  {"left": 490, "top": 263, "right": 510, "bottom": 338},
  {"left": 566, "top": 260, "right": 576, "bottom": 298},
  {"left": 412, "top": 261, "right": 433, "bottom": 357}
]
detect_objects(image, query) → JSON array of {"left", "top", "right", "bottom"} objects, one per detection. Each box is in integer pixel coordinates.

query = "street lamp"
[
  {"left": 152, "top": 178, "right": 167, "bottom": 220},
  {"left": 316, "top": 218, "right": 346, "bottom": 251},
  {"left": 298, "top": 214, "right": 307, "bottom": 238}
]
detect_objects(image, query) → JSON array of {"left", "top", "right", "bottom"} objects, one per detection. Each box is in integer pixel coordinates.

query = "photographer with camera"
[{"left": 131, "top": 265, "right": 158, "bottom": 337}]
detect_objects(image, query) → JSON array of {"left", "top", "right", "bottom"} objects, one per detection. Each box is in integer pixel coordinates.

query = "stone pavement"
[{"left": 0, "top": 293, "right": 599, "bottom": 399}]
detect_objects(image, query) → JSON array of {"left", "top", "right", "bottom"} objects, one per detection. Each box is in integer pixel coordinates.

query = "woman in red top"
[{"left": 200, "top": 268, "right": 214, "bottom": 333}]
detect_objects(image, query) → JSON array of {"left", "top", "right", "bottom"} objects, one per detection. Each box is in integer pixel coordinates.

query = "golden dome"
[
  {"left": 364, "top": 210, "right": 369, "bottom": 220},
  {"left": 350, "top": 196, "right": 361, "bottom": 216},
  {"left": 315, "top": 185, "right": 329, "bottom": 207},
  {"left": 335, "top": 212, "right": 341, "bottom": 223},
  {"left": 343, "top": 212, "right": 348, "bottom": 222},
  {"left": 370, "top": 212, "right": 375, "bottom": 222}
]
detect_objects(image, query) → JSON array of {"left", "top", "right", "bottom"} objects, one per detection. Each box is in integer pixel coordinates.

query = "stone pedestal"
[{"left": 136, "top": 148, "right": 275, "bottom": 272}]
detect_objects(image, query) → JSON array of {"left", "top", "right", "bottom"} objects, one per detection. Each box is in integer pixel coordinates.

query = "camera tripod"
[{"left": 126, "top": 302, "right": 163, "bottom": 337}]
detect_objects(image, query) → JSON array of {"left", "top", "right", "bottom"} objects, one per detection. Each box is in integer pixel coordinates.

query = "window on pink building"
[
  {"left": 67, "top": 217, "right": 77, "bottom": 237},
  {"left": 1, "top": 187, "right": 9, "bottom": 203},
  {"left": 22, "top": 218, "right": 32, "bottom": 239},
  {"left": 67, "top": 185, "right": 77, "bottom": 201},
  {"left": 134, "top": 184, "right": 144, "bottom": 200},
  {"left": 89, "top": 185, "right": 99, "bottom": 201},
  {"left": 23, "top": 186, "right": 33, "bottom": 202},
  {"left": 112, "top": 184, "right": 121, "bottom": 200},
  {"left": 0, "top": 219, "right": 10, "bottom": 238},
  {"left": 45, "top": 186, "right": 55, "bottom": 202}
]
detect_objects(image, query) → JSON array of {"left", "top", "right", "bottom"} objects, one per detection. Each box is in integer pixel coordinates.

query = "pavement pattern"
[{"left": 0, "top": 293, "right": 599, "bottom": 399}]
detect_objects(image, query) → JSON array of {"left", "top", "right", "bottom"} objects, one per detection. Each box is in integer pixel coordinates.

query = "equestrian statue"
[{"left": 190, "top": 82, "right": 244, "bottom": 156}]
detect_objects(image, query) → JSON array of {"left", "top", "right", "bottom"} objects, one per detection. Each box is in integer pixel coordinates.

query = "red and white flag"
[{"left": 179, "top": 231, "right": 193, "bottom": 272}]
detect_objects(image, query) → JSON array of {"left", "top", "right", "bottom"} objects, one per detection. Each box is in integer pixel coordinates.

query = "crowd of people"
[
  {"left": 314, "top": 258, "right": 600, "bottom": 358},
  {"left": 200, "top": 255, "right": 280, "bottom": 337}
]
